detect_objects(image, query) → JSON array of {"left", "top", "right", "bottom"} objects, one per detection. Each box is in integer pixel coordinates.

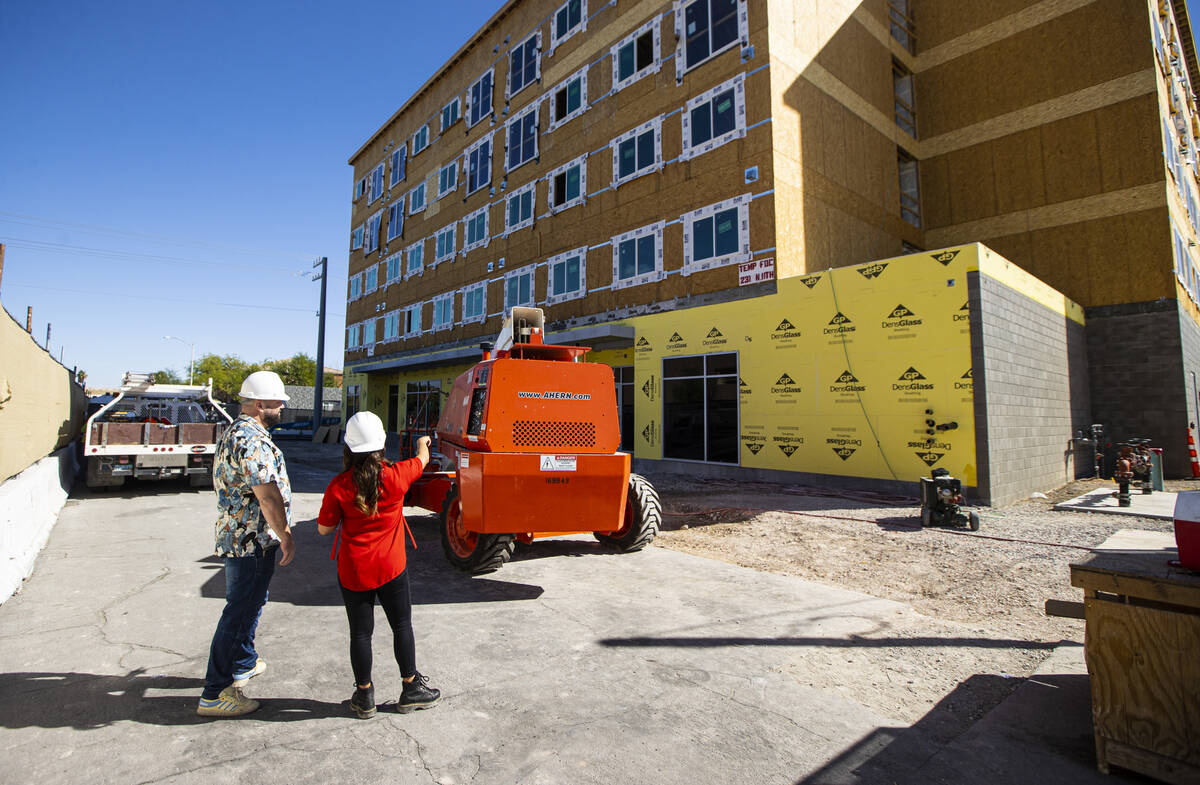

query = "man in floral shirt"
[{"left": 197, "top": 371, "right": 295, "bottom": 718}]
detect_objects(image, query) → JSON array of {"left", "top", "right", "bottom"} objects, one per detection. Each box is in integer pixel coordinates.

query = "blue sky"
[
  {"left": 0, "top": 0, "right": 503, "bottom": 387},
  {"left": 3, "top": 1, "right": 1199, "bottom": 388}
]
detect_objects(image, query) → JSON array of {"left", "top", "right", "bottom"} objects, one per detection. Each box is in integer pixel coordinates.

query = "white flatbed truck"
[{"left": 83, "top": 372, "right": 234, "bottom": 489}]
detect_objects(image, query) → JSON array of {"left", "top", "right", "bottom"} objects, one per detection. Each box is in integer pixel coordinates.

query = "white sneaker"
[
  {"left": 232, "top": 658, "right": 266, "bottom": 686},
  {"left": 197, "top": 686, "right": 260, "bottom": 717}
]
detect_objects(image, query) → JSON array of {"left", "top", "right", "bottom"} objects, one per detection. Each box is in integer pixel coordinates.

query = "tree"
[
  {"left": 265, "top": 353, "right": 318, "bottom": 386},
  {"left": 192, "top": 354, "right": 262, "bottom": 400},
  {"left": 151, "top": 368, "right": 183, "bottom": 384}
]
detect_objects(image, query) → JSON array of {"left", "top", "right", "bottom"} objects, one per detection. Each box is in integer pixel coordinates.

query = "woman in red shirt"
[{"left": 318, "top": 411, "right": 441, "bottom": 718}]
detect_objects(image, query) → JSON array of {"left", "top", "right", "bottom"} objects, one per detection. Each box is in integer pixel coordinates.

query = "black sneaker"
[
  {"left": 397, "top": 672, "right": 441, "bottom": 713},
  {"left": 350, "top": 685, "right": 376, "bottom": 719}
]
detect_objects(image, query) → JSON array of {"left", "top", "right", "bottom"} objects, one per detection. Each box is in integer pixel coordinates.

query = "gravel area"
[{"left": 280, "top": 439, "right": 1182, "bottom": 725}]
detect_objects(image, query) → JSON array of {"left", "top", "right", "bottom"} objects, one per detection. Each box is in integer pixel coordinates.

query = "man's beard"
[{"left": 263, "top": 410, "right": 282, "bottom": 427}]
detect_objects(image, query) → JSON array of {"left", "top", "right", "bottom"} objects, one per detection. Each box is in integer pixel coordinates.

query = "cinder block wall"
[
  {"left": 0, "top": 309, "right": 86, "bottom": 482},
  {"left": 1086, "top": 300, "right": 1189, "bottom": 477},
  {"left": 971, "top": 272, "right": 1091, "bottom": 506}
]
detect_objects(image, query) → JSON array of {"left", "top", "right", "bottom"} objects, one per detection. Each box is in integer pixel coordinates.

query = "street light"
[{"left": 163, "top": 335, "right": 195, "bottom": 385}]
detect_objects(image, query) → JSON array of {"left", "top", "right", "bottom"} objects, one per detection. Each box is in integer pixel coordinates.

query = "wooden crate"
[{"left": 1071, "top": 530, "right": 1200, "bottom": 785}]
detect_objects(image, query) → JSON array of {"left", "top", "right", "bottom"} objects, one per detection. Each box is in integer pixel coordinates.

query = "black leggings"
[{"left": 339, "top": 570, "right": 416, "bottom": 686}]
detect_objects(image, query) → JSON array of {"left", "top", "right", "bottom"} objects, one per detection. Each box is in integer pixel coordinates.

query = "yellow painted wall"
[
  {"left": 0, "top": 310, "right": 86, "bottom": 481},
  {"left": 619, "top": 244, "right": 982, "bottom": 485}
]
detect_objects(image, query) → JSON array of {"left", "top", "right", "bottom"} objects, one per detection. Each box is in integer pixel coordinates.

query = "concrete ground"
[
  {"left": 1054, "top": 487, "right": 1178, "bottom": 520},
  {"left": 0, "top": 448, "right": 1136, "bottom": 785}
]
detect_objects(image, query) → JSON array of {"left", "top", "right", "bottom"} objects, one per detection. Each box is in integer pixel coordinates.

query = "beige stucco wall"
[{"left": 0, "top": 310, "right": 86, "bottom": 481}]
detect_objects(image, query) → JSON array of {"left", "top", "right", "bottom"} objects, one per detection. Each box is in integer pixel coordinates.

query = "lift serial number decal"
[
  {"left": 539, "top": 455, "right": 577, "bottom": 471},
  {"left": 518, "top": 391, "right": 592, "bottom": 400}
]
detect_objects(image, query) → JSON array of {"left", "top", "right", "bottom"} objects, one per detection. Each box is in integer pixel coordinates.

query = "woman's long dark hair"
[{"left": 342, "top": 446, "right": 392, "bottom": 516}]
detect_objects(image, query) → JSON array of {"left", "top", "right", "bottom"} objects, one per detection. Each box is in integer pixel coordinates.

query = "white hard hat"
[
  {"left": 345, "top": 411, "right": 386, "bottom": 453},
  {"left": 239, "top": 370, "right": 290, "bottom": 402}
]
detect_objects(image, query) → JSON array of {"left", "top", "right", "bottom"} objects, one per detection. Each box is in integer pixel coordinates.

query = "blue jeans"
[{"left": 202, "top": 545, "right": 277, "bottom": 699}]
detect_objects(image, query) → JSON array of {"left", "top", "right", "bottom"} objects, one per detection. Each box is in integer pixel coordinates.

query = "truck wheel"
[
  {"left": 189, "top": 474, "right": 213, "bottom": 489},
  {"left": 440, "top": 487, "right": 514, "bottom": 575},
  {"left": 596, "top": 473, "right": 661, "bottom": 552}
]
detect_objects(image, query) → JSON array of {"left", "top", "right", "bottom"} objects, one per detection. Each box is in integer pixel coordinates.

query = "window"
[
  {"left": 432, "top": 292, "right": 455, "bottom": 331},
  {"left": 462, "top": 281, "right": 487, "bottom": 324},
  {"left": 506, "top": 105, "right": 539, "bottom": 171},
  {"left": 411, "top": 125, "right": 429, "bottom": 156},
  {"left": 367, "top": 162, "right": 385, "bottom": 203},
  {"left": 404, "top": 303, "right": 422, "bottom": 338},
  {"left": 347, "top": 324, "right": 361, "bottom": 350},
  {"left": 353, "top": 176, "right": 366, "bottom": 201},
  {"left": 348, "top": 274, "right": 362, "bottom": 301},
  {"left": 346, "top": 384, "right": 361, "bottom": 416},
  {"left": 383, "top": 310, "right": 401, "bottom": 341},
  {"left": 385, "top": 252, "right": 402, "bottom": 284},
  {"left": 549, "top": 155, "right": 587, "bottom": 212},
  {"left": 463, "top": 206, "right": 490, "bottom": 253},
  {"left": 362, "top": 318, "right": 377, "bottom": 346},
  {"left": 682, "top": 73, "right": 746, "bottom": 159},
  {"left": 506, "top": 181, "right": 536, "bottom": 234},
  {"left": 466, "top": 133, "right": 493, "bottom": 195},
  {"left": 351, "top": 224, "right": 364, "bottom": 250},
  {"left": 505, "top": 266, "right": 535, "bottom": 310},
  {"left": 611, "top": 116, "right": 662, "bottom": 186},
  {"left": 408, "top": 182, "right": 427, "bottom": 214},
  {"left": 548, "top": 66, "right": 588, "bottom": 131},
  {"left": 662, "top": 352, "right": 739, "bottom": 464},
  {"left": 389, "top": 146, "right": 407, "bottom": 188},
  {"left": 893, "top": 61, "right": 916, "bottom": 138},
  {"left": 405, "top": 240, "right": 425, "bottom": 278},
  {"left": 467, "top": 68, "right": 494, "bottom": 127},
  {"left": 682, "top": 194, "right": 751, "bottom": 275},
  {"left": 545, "top": 247, "right": 587, "bottom": 305},
  {"left": 890, "top": 0, "right": 914, "bottom": 53},
  {"left": 386, "top": 199, "right": 404, "bottom": 242},
  {"left": 611, "top": 19, "right": 660, "bottom": 92},
  {"left": 440, "top": 97, "right": 461, "bottom": 132},
  {"left": 551, "top": 0, "right": 587, "bottom": 51},
  {"left": 612, "top": 222, "right": 665, "bottom": 289},
  {"left": 437, "top": 160, "right": 459, "bottom": 199},
  {"left": 406, "top": 381, "right": 441, "bottom": 430},
  {"left": 434, "top": 224, "right": 456, "bottom": 264},
  {"left": 508, "top": 32, "right": 541, "bottom": 98},
  {"left": 364, "top": 264, "right": 379, "bottom": 293},
  {"left": 677, "top": 0, "right": 743, "bottom": 75},
  {"left": 365, "top": 211, "right": 383, "bottom": 254},
  {"left": 898, "top": 149, "right": 921, "bottom": 228},
  {"left": 616, "top": 365, "right": 634, "bottom": 451}
]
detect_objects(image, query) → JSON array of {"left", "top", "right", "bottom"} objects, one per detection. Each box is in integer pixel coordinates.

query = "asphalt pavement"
[{"left": 0, "top": 442, "right": 1129, "bottom": 785}]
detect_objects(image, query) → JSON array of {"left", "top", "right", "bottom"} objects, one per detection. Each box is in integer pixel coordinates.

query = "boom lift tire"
[
  {"left": 595, "top": 473, "right": 661, "bottom": 552},
  {"left": 440, "top": 486, "right": 515, "bottom": 575}
]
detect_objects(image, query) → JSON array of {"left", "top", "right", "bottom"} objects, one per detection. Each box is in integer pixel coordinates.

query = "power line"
[
  {"left": 0, "top": 211, "right": 315, "bottom": 261},
  {"left": 0, "top": 237, "right": 309, "bottom": 274},
  {"left": 4, "top": 282, "right": 345, "bottom": 318}
]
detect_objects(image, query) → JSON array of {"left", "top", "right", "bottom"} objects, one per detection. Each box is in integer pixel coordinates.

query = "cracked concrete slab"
[{"left": 0, "top": 453, "right": 1118, "bottom": 785}]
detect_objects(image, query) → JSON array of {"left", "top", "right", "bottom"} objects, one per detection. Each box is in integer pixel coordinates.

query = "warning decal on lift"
[
  {"left": 540, "top": 455, "right": 577, "bottom": 471},
  {"left": 460, "top": 454, "right": 469, "bottom": 469}
]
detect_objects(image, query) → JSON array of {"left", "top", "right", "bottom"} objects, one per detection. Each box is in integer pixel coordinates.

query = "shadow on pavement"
[
  {"left": 794, "top": 671, "right": 1102, "bottom": 785},
  {"left": 597, "top": 635, "right": 1063, "bottom": 650},
  {"left": 0, "top": 671, "right": 346, "bottom": 728}
]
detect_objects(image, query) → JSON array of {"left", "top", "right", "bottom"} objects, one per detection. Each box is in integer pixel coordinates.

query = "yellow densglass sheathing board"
[{"left": 621, "top": 245, "right": 981, "bottom": 486}]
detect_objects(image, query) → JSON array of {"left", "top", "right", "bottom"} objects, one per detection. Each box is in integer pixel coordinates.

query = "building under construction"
[{"left": 342, "top": 0, "right": 1200, "bottom": 505}]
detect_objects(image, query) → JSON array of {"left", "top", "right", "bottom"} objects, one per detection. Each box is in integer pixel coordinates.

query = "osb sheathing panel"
[
  {"left": 348, "top": 0, "right": 776, "bottom": 362},
  {"left": 984, "top": 207, "right": 1174, "bottom": 306},
  {"left": 811, "top": 9, "right": 893, "bottom": 118},
  {"left": 916, "top": 0, "right": 1151, "bottom": 138},
  {"left": 917, "top": 0, "right": 1062, "bottom": 52},
  {"left": 921, "top": 95, "right": 1163, "bottom": 230}
]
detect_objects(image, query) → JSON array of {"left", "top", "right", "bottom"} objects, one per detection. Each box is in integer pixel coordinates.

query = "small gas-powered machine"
[
  {"left": 404, "top": 308, "right": 661, "bottom": 574},
  {"left": 919, "top": 467, "right": 980, "bottom": 531}
]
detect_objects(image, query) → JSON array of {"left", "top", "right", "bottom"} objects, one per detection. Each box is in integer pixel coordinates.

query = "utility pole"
[
  {"left": 26, "top": 306, "right": 32, "bottom": 333},
  {"left": 0, "top": 243, "right": 6, "bottom": 293},
  {"left": 311, "top": 256, "right": 328, "bottom": 432},
  {"left": 45, "top": 323, "right": 51, "bottom": 350}
]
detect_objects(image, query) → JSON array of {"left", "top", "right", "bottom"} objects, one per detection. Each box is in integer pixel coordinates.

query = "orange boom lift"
[{"left": 404, "top": 308, "right": 661, "bottom": 574}]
